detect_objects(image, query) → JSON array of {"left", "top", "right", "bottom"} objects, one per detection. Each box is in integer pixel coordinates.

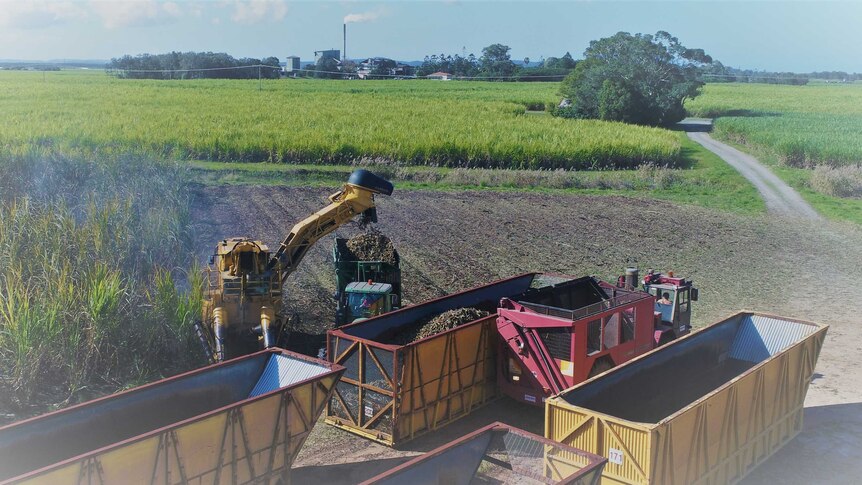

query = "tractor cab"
[
  {"left": 344, "top": 281, "right": 397, "bottom": 323},
  {"left": 642, "top": 271, "right": 698, "bottom": 337}
]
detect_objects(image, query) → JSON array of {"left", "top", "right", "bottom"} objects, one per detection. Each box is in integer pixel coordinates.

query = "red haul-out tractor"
[{"left": 497, "top": 269, "right": 697, "bottom": 405}]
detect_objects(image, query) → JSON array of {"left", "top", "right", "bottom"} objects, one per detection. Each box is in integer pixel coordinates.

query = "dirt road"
[
  {"left": 191, "top": 186, "right": 860, "bottom": 483},
  {"left": 681, "top": 119, "right": 820, "bottom": 220}
]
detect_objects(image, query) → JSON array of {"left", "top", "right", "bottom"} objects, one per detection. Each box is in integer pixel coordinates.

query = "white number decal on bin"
[{"left": 609, "top": 448, "right": 624, "bottom": 465}]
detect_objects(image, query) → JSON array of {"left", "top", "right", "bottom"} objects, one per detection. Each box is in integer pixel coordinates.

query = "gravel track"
[{"left": 682, "top": 119, "right": 820, "bottom": 220}]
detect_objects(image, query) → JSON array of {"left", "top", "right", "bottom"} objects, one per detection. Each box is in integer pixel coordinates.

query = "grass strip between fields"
[{"left": 189, "top": 134, "right": 765, "bottom": 216}]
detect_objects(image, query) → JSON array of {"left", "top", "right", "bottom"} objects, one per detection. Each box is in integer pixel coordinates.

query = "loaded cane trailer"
[
  {"left": 326, "top": 273, "right": 578, "bottom": 446},
  {"left": 362, "top": 422, "right": 608, "bottom": 485},
  {"left": 333, "top": 237, "right": 402, "bottom": 326},
  {"left": 0, "top": 348, "right": 344, "bottom": 485},
  {"left": 544, "top": 312, "right": 827, "bottom": 485}
]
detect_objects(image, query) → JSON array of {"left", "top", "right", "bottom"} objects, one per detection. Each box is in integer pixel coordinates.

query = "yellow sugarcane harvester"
[{"left": 197, "top": 170, "right": 394, "bottom": 362}]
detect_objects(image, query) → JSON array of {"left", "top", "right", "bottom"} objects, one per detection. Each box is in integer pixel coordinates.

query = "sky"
[{"left": 0, "top": 0, "right": 860, "bottom": 72}]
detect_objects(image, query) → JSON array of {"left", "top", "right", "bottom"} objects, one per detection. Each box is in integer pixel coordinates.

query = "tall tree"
[
  {"left": 558, "top": 31, "right": 712, "bottom": 126},
  {"left": 558, "top": 52, "right": 577, "bottom": 69},
  {"left": 479, "top": 43, "right": 516, "bottom": 78},
  {"left": 261, "top": 56, "right": 281, "bottom": 79},
  {"left": 314, "top": 57, "right": 341, "bottom": 79}
]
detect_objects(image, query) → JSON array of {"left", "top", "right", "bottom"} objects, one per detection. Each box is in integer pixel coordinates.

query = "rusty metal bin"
[
  {"left": 326, "top": 273, "right": 575, "bottom": 446},
  {"left": 363, "top": 422, "right": 607, "bottom": 485},
  {"left": 0, "top": 348, "right": 344, "bottom": 485},
  {"left": 545, "top": 311, "right": 828, "bottom": 485}
]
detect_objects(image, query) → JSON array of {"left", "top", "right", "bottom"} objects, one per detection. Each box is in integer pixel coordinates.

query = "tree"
[
  {"left": 543, "top": 52, "right": 577, "bottom": 70},
  {"left": 108, "top": 51, "right": 283, "bottom": 80},
  {"left": 558, "top": 52, "right": 577, "bottom": 69},
  {"left": 479, "top": 43, "right": 516, "bottom": 78},
  {"left": 261, "top": 56, "right": 281, "bottom": 79},
  {"left": 417, "top": 52, "right": 478, "bottom": 77},
  {"left": 341, "top": 60, "right": 358, "bottom": 76},
  {"left": 558, "top": 31, "right": 712, "bottom": 126},
  {"left": 314, "top": 57, "right": 341, "bottom": 79},
  {"left": 370, "top": 58, "right": 397, "bottom": 78}
]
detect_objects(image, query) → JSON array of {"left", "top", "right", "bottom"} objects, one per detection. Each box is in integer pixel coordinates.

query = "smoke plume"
[{"left": 344, "top": 11, "right": 380, "bottom": 24}]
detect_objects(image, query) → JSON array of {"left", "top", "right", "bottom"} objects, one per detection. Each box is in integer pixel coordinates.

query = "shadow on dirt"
[
  {"left": 292, "top": 456, "right": 414, "bottom": 484},
  {"left": 674, "top": 110, "right": 782, "bottom": 133},
  {"left": 292, "top": 398, "right": 544, "bottom": 484},
  {"left": 285, "top": 330, "right": 326, "bottom": 357},
  {"left": 741, "top": 402, "right": 862, "bottom": 484},
  {"left": 705, "top": 109, "right": 782, "bottom": 118},
  {"left": 674, "top": 118, "right": 714, "bottom": 133}
]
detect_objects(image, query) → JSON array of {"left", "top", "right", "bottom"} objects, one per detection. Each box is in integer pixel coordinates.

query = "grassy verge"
[
  {"left": 0, "top": 151, "right": 204, "bottom": 420},
  {"left": 190, "top": 133, "right": 764, "bottom": 215}
]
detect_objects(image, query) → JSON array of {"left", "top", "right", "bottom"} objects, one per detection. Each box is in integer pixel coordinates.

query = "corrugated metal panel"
[
  {"left": 729, "top": 314, "right": 816, "bottom": 363},
  {"left": 248, "top": 354, "right": 330, "bottom": 398},
  {"left": 545, "top": 312, "right": 827, "bottom": 485}
]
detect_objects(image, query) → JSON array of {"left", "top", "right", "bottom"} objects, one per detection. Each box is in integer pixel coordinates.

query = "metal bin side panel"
[
  {"left": 9, "top": 361, "right": 343, "bottom": 485},
  {"left": 546, "top": 445, "right": 607, "bottom": 485},
  {"left": 546, "top": 399, "right": 652, "bottom": 485},
  {"left": 652, "top": 322, "right": 827, "bottom": 485},
  {"left": 0, "top": 354, "right": 268, "bottom": 482},
  {"left": 395, "top": 316, "right": 498, "bottom": 443},
  {"left": 325, "top": 338, "right": 398, "bottom": 445}
]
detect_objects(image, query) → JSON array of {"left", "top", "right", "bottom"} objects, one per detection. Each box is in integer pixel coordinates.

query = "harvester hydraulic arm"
[{"left": 267, "top": 170, "right": 393, "bottom": 284}]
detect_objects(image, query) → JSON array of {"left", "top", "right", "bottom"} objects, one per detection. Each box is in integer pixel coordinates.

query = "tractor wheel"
[
  {"left": 588, "top": 356, "right": 615, "bottom": 379},
  {"left": 657, "top": 331, "right": 675, "bottom": 346}
]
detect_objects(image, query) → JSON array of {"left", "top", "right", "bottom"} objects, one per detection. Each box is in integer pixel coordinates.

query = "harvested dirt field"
[{"left": 190, "top": 185, "right": 862, "bottom": 484}]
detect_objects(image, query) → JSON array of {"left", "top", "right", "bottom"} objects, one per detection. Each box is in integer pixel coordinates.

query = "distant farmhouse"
[{"left": 426, "top": 71, "right": 453, "bottom": 81}]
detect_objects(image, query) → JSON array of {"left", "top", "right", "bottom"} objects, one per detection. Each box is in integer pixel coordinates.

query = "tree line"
[
  {"left": 413, "top": 44, "right": 576, "bottom": 80},
  {"left": 107, "top": 52, "right": 281, "bottom": 79},
  {"left": 296, "top": 44, "right": 580, "bottom": 81},
  {"left": 701, "top": 64, "right": 862, "bottom": 85}
]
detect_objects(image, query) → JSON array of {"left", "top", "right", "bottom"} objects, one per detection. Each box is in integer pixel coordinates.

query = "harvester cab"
[
  {"left": 343, "top": 281, "right": 396, "bottom": 322},
  {"left": 641, "top": 269, "right": 699, "bottom": 340},
  {"left": 199, "top": 169, "right": 394, "bottom": 363}
]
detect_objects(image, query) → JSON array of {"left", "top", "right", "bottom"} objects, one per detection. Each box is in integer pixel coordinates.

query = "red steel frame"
[{"left": 497, "top": 285, "right": 662, "bottom": 406}]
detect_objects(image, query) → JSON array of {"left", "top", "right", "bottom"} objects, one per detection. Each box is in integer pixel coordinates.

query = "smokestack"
[{"left": 343, "top": 23, "right": 346, "bottom": 62}]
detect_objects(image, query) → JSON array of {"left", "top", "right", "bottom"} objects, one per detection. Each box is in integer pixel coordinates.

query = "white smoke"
[{"left": 343, "top": 11, "right": 380, "bottom": 24}]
